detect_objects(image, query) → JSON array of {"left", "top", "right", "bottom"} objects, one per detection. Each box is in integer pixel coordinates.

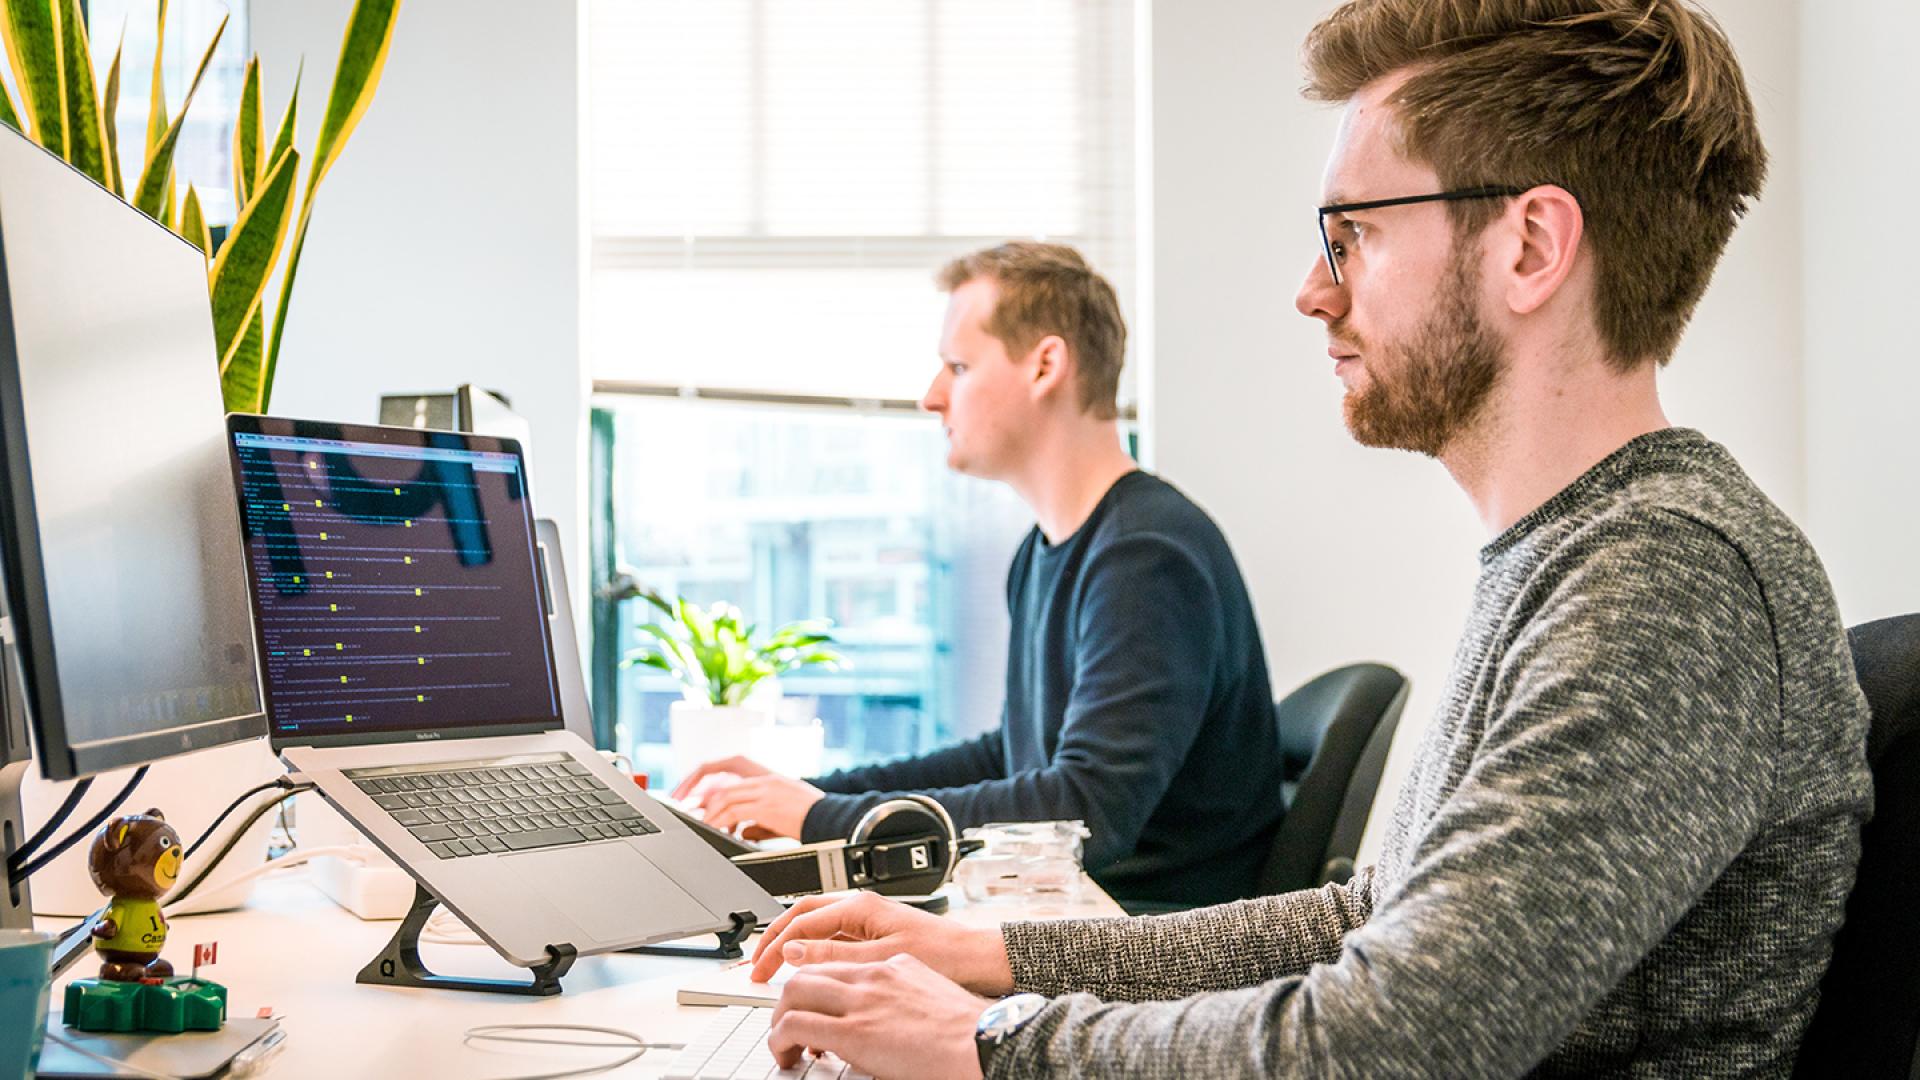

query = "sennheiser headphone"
[{"left": 729, "top": 794, "right": 964, "bottom": 899}]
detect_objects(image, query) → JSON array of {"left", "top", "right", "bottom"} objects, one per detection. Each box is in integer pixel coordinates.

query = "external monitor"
[{"left": 0, "top": 124, "right": 265, "bottom": 785}]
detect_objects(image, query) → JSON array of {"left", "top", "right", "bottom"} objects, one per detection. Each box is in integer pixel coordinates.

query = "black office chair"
[
  {"left": 1257, "top": 662, "right": 1409, "bottom": 894},
  {"left": 1794, "top": 613, "right": 1920, "bottom": 1079}
]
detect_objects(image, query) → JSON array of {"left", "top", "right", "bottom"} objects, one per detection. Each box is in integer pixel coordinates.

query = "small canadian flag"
[{"left": 193, "top": 942, "right": 218, "bottom": 977}]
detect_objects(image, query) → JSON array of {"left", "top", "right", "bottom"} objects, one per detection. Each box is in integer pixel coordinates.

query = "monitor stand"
[{"left": 2, "top": 627, "right": 35, "bottom": 931}]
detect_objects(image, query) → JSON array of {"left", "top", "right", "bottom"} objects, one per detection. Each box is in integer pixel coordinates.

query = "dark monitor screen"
[
  {"left": 0, "top": 127, "right": 265, "bottom": 780},
  {"left": 226, "top": 417, "right": 562, "bottom": 747}
]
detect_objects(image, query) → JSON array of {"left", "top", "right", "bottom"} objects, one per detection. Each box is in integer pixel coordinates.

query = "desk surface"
[{"left": 42, "top": 870, "right": 1123, "bottom": 1078}]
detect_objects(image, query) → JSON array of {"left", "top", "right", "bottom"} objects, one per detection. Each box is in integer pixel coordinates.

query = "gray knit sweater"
[{"left": 992, "top": 429, "right": 1873, "bottom": 1078}]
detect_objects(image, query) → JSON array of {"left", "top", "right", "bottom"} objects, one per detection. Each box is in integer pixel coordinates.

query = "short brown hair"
[
  {"left": 936, "top": 242, "right": 1126, "bottom": 419},
  {"left": 1304, "top": 0, "right": 1767, "bottom": 368}
]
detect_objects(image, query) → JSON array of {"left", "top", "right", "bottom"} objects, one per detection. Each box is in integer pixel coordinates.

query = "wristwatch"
[{"left": 975, "top": 992, "right": 1050, "bottom": 1075}]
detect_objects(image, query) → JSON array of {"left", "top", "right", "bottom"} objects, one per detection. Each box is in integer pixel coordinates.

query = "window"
[
  {"left": 586, "top": 0, "right": 1136, "bottom": 779},
  {"left": 88, "top": 0, "right": 252, "bottom": 225}
]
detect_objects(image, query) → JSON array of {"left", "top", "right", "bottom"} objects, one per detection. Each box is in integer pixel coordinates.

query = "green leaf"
[
  {"left": 99, "top": 23, "right": 122, "bottom": 194},
  {"left": 131, "top": 12, "right": 224, "bottom": 221},
  {"left": 232, "top": 54, "right": 261, "bottom": 204},
  {"left": 262, "top": 0, "right": 400, "bottom": 414},
  {"left": 220, "top": 309, "right": 265, "bottom": 414},
  {"left": 55, "top": 0, "right": 106, "bottom": 184},
  {"left": 0, "top": 60, "right": 19, "bottom": 134},
  {"left": 179, "top": 182, "right": 209, "bottom": 256},
  {"left": 267, "top": 60, "right": 299, "bottom": 171},
  {"left": 141, "top": 0, "right": 165, "bottom": 162},
  {"left": 3, "top": 0, "right": 65, "bottom": 154},
  {"left": 307, "top": 0, "right": 400, "bottom": 194},
  {"left": 209, "top": 145, "right": 297, "bottom": 386}
]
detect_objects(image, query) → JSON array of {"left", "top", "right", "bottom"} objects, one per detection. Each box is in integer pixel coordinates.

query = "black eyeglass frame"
[{"left": 1316, "top": 186, "right": 1528, "bottom": 285}]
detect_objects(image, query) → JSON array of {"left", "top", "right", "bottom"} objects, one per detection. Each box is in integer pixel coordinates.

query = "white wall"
[
  {"left": 1801, "top": 1, "right": 1920, "bottom": 626},
  {"left": 1142, "top": 0, "right": 1808, "bottom": 862},
  {"left": 249, "top": 0, "right": 587, "bottom": 587}
]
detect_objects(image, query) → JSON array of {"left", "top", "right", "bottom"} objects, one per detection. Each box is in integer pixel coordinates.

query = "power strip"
[{"left": 309, "top": 850, "right": 416, "bottom": 920}]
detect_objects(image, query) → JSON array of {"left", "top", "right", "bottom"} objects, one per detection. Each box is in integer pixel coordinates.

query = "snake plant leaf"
[
  {"left": 209, "top": 145, "right": 297, "bottom": 378},
  {"left": 142, "top": 0, "right": 165, "bottom": 157},
  {"left": 232, "top": 54, "right": 261, "bottom": 204},
  {"left": 131, "top": 12, "right": 225, "bottom": 222},
  {"left": 100, "top": 24, "right": 123, "bottom": 194},
  {"left": 179, "top": 182, "right": 209, "bottom": 257},
  {"left": 3, "top": 0, "right": 65, "bottom": 154},
  {"left": 55, "top": 0, "right": 107, "bottom": 186},
  {"left": 308, "top": 0, "right": 399, "bottom": 193},
  {"left": 0, "top": 60, "right": 18, "bottom": 134},
  {"left": 267, "top": 59, "right": 299, "bottom": 168},
  {"left": 261, "top": 0, "right": 399, "bottom": 415},
  {"left": 219, "top": 308, "right": 264, "bottom": 413}
]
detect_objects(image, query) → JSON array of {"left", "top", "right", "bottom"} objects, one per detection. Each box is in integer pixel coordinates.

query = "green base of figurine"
[{"left": 63, "top": 977, "right": 228, "bottom": 1033}]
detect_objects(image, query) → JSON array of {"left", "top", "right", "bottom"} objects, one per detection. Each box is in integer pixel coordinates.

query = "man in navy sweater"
[{"left": 674, "top": 242, "right": 1281, "bottom": 908}]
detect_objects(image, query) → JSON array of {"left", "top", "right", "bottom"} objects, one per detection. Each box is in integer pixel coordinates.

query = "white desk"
[{"left": 42, "top": 870, "right": 1123, "bottom": 1077}]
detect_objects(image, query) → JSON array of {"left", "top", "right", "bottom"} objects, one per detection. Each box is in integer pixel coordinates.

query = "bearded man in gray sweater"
[{"left": 737, "top": 2, "right": 1874, "bottom": 1076}]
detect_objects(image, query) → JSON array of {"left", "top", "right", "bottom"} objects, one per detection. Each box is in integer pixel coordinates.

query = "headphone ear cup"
[{"left": 848, "top": 794, "right": 959, "bottom": 893}]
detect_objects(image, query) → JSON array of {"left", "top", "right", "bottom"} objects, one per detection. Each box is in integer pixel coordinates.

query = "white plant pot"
[
  {"left": 668, "top": 702, "right": 774, "bottom": 787},
  {"left": 747, "top": 721, "right": 826, "bottom": 781}
]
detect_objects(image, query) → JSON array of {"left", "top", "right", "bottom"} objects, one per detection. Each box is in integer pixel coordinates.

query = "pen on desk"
[{"left": 229, "top": 1026, "right": 289, "bottom": 1076}]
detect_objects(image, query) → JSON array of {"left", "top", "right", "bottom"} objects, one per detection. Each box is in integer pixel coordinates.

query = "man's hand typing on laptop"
[
  {"left": 671, "top": 755, "right": 824, "bottom": 840},
  {"left": 748, "top": 892, "right": 1014, "bottom": 1077}
]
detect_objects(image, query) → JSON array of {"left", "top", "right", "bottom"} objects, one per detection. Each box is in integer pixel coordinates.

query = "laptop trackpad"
[{"left": 501, "top": 843, "right": 715, "bottom": 945}]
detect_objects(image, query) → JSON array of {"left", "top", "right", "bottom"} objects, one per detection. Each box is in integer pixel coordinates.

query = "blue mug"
[{"left": 0, "top": 930, "right": 55, "bottom": 1080}]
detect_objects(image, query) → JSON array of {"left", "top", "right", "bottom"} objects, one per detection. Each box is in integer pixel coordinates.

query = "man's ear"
[
  {"left": 1500, "top": 184, "right": 1583, "bottom": 317},
  {"left": 1027, "top": 335, "right": 1072, "bottom": 402}
]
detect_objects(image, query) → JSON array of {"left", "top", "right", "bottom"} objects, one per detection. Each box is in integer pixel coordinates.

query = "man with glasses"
[{"left": 729, "top": 1, "right": 1873, "bottom": 1076}]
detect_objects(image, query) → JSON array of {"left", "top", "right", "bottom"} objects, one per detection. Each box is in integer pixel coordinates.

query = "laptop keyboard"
[
  {"left": 346, "top": 753, "right": 659, "bottom": 859},
  {"left": 666, "top": 1007, "right": 873, "bottom": 1080}
]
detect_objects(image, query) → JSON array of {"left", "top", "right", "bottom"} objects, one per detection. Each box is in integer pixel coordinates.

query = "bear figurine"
[{"left": 86, "top": 807, "right": 183, "bottom": 982}]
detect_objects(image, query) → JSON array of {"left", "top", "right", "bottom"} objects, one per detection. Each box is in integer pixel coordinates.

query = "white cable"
[
  {"left": 161, "top": 845, "right": 365, "bottom": 916},
  {"left": 422, "top": 905, "right": 487, "bottom": 945},
  {"left": 41, "top": 1028, "right": 185, "bottom": 1080},
  {"left": 461, "top": 1023, "right": 681, "bottom": 1080}
]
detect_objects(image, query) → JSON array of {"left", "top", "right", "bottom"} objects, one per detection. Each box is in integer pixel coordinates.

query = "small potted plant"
[{"left": 619, "top": 589, "right": 846, "bottom": 782}]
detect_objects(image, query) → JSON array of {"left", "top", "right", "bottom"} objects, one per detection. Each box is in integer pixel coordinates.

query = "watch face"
[{"left": 979, "top": 992, "right": 1051, "bottom": 1043}]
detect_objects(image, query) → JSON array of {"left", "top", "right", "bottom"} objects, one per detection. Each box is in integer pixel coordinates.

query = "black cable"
[
  {"left": 6, "top": 776, "right": 92, "bottom": 871},
  {"left": 164, "top": 782, "right": 314, "bottom": 907},
  {"left": 183, "top": 778, "right": 294, "bottom": 859},
  {"left": 8, "top": 765, "right": 148, "bottom": 887}
]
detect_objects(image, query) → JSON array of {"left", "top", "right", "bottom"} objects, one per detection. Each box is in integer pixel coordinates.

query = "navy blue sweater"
[{"left": 801, "top": 471, "right": 1282, "bottom": 906}]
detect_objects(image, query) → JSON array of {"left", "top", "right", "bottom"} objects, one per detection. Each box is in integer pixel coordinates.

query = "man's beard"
[{"left": 1340, "top": 250, "right": 1505, "bottom": 458}]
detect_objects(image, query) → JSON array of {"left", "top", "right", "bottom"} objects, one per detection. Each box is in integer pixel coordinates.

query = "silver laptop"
[{"left": 224, "top": 415, "right": 781, "bottom": 968}]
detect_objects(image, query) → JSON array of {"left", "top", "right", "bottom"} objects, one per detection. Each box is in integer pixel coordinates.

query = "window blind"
[{"left": 586, "top": 0, "right": 1137, "bottom": 402}]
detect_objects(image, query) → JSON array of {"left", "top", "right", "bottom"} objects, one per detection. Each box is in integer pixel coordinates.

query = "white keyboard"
[{"left": 664, "top": 1006, "right": 875, "bottom": 1080}]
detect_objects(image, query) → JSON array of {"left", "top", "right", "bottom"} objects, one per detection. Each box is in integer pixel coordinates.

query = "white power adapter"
[
  {"left": 308, "top": 851, "right": 417, "bottom": 920},
  {"left": 296, "top": 791, "right": 416, "bottom": 920}
]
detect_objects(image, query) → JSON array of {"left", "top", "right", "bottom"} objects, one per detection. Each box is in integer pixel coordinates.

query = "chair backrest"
[
  {"left": 1257, "top": 662, "right": 1409, "bottom": 895},
  {"left": 1795, "top": 613, "right": 1920, "bottom": 1079}
]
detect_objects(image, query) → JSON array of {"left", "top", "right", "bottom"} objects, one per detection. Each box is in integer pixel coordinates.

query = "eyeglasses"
[{"left": 1316, "top": 186, "right": 1527, "bottom": 286}]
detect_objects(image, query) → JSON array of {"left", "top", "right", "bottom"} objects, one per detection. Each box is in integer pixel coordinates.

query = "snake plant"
[{"left": 0, "top": 0, "right": 402, "bottom": 413}]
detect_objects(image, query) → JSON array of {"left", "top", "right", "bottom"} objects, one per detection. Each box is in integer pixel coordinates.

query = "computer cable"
[
  {"left": 164, "top": 782, "right": 315, "bottom": 907},
  {"left": 5, "top": 776, "right": 92, "bottom": 871},
  {"left": 6, "top": 765, "right": 148, "bottom": 887},
  {"left": 461, "top": 1024, "right": 681, "bottom": 1080},
  {"left": 183, "top": 777, "right": 303, "bottom": 859}
]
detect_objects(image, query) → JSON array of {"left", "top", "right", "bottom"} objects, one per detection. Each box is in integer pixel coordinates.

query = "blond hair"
[{"left": 936, "top": 242, "right": 1126, "bottom": 419}]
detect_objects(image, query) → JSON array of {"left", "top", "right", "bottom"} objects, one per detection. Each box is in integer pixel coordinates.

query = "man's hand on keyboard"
[
  {"left": 769, "top": 953, "right": 990, "bottom": 1080},
  {"left": 750, "top": 892, "right": 1014, "bottom": 996},
  {"left": 689, "top": 770, "right": 825, "bottom": 841}
]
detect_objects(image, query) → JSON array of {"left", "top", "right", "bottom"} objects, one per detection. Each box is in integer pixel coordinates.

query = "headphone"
[{"left": 729, "top": 794, "right": 964, "bottom": 899}]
